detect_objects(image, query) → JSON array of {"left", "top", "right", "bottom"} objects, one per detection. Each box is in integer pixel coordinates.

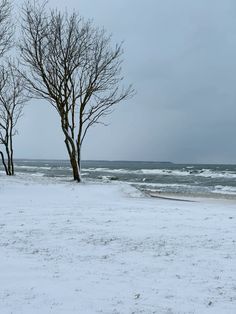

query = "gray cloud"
[{"left": 14, "top": 0, "right": 236, "bottom": 163}]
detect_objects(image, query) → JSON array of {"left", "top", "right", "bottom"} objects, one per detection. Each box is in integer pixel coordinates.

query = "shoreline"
[
  {"left": 147, "top": 191, "right": 197, "bottom": 202},
  {"left": 144, "top": 189, "right": 236, "bottom": 202},
  {"left": 1, "top": 171, "right": 236, "bottom": 202}
]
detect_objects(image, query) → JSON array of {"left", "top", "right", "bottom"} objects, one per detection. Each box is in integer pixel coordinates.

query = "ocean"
[{"left": 2, "top": 159, "right": 236, "bottom": 199}]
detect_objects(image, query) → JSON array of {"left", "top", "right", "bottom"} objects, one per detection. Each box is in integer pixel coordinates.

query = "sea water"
[{"left": 3, "top": 159, "right": 236, "bottom": 198}]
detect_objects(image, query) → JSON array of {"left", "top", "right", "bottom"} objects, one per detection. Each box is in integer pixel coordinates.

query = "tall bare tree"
[
  {"left": 0, "top": 62, "right": 28, "bottom": 175},
  {"left": 20, "top": 1, "right": 134, "bottom": 181}
]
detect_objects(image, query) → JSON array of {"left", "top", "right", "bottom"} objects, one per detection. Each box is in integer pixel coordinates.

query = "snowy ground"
[{"left": 0, "top": 174, "right": 236, "bottom": 314}]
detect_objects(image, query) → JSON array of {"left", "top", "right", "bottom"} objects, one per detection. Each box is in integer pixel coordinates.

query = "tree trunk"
[
  {"left": 77, "top": 144, "right": 81, "bottom": 178},
  {"left": 0, "top": 145, "right": 14, "bottom": 176},
  {"left": 10, "top": 129, "right": 14, "bottom": 175},
  {"left": 70, "top": 154, "right": 81, "bottom": 182},
  {"left": 64, "top": 135, "right": 81, "bottom": 182},
  {"left": 6, "top": 145, "right": 12, "bottom": 175},
  {"left": 0, "top": 151, "right": 9, "bottom": 175}
]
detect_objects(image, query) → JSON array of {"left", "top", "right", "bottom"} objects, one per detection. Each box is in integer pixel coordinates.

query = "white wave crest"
[
  {"left": 213, "top": 185, "right": 236, "bottom": 195},
  {"left": 84, "top": 167, "right": 236, "bottom": 179}
]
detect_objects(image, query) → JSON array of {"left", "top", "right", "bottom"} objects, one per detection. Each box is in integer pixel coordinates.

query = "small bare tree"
[
  {"left": 0, "top": 0, "right": 16, "bottom": 175},
  {"left": 0, "top": 62, "right": 28, "bottom": 175},
  {"left": 20, "top": 1, "right": 134, "bottom": 181}
]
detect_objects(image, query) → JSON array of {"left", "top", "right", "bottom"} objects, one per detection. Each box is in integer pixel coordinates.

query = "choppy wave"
[
  {"left": 84, "top": 167, "right": 236, "bottom": 179},
  {"left": 15, "top": 165, "right": 52, "bottom": 170},
  {"left": 17, "top": 164, "right": 234, "bottom": 184},
  {"left": 3, "top": 160, "right": 236, "bottom": 198},
  {"left": 213, "top": 185, "right": 236, "bottom": 195},
  {"left": 195, "top": 169, "right": 236, "bottom": 179}
]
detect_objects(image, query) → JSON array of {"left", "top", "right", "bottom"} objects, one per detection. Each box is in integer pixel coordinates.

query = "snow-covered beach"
[{"left": 0, "top": 174, "right": 236, "bottom": 313}]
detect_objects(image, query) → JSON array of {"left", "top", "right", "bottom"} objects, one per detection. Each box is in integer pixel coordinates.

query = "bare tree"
[
  {"left": 0, "top": 0, "right": 13, "bottom": 57},
  {"left": 19, "top": 1, "right": 134, "bottom": 182},
  {"left": 0, "top": 62, "right": 28, "bottom": 175}
]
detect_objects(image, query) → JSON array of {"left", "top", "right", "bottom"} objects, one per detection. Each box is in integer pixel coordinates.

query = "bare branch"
[
  {"left": 0, "top": 60, "right": 30, "bottom": 175},
  {"left": 19, "top": 1, "right": 134, "bottom": 181},
  {"left": 0, "top": 0, "right": 13, "bottom": 56}
]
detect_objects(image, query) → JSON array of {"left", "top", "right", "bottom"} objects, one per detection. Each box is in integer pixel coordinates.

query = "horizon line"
[{"left": 13, "top": 158, "right": 236, "bottom": 165}]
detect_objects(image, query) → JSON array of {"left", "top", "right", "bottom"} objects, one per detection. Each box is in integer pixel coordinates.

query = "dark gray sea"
[{"left": 2, "top": 159, "right": 236, "bottom": 199}]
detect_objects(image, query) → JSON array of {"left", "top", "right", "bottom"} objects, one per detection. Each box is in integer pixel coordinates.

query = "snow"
[{"left": 0, "top": 174, "right": 236, "bottom": 313}]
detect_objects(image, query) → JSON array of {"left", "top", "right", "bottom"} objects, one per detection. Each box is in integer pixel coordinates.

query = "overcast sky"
[{"left": 14, "top": 0, "right": 236, "bottom": 163}]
